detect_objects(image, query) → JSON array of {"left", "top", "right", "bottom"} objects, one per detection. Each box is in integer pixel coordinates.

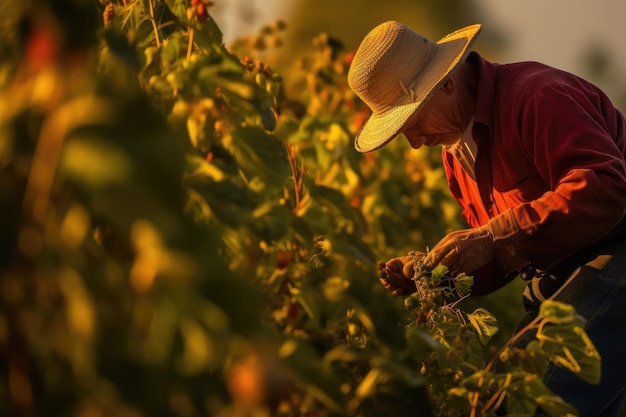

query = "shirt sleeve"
[{"left": 489, "top": 82, "right": 626, "bottom": 273}]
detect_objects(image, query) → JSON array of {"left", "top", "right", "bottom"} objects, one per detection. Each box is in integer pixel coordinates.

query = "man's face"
[{"left": 401, "top": 83, "right": 463, "bottom": 149}]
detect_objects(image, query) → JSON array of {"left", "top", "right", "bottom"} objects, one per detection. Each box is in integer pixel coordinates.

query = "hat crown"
[
  {"left": 347, "top": 21, "right": 481, "bottom": 152},
  {"left": 348, "top": 21, "right": 438, "bottom": 115}
]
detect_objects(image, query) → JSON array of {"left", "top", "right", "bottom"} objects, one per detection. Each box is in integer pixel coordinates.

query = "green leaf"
[
  {"left": 164, "top": 0, "right": 188, "bottom": 22},
  {"left": 161, "top": 32, "right": 182, "bottom": 69},
  {"left": 257, "top": 97, "right": 277, "bottom": 131},
  {"left": 321, "top": 276, "right": 349, "bottom": 302},
  {"left": 213, "top": 71, "right": 256, "bottom": 101},
  {"left": 405, "top": 326, "right": 443, "bottom": 356},
  {"left": 505, "top": 373, "right": 579, "bottom": 417},
  {"left": 436, "top": 321, "right": 463, "bottom": 347},
  {"left": 463, "top": 328, "right": 488, "bottom": 369},
  {"left": 355, "top": 367, "right": 384, "bottom": 400},
  {"left": 299, "top": 204, "right": 331, "bottom": 232},
  {"left": 534, "top": 302, "right": 600, "bottom": 384},
  {"left": 446, "top": 387, "right": 471, "bottom": 408},
  {"left": 186, "top": 111, "right": 206, "bottom": 148},
  {"left": 201, "top": 180, "right": 255, "bottom": 228},
  {"left": 143, "top": 46, "right": 159, "bottom": 69},
  {"left": 537, "top": 321, "right": 601, "bottom": 384},
  {"left": 225, "top": 126, "right": 289, "bottom": 187},
  {"left": 61, "top": 136, "right": 132, "bottom": 188},
  {"left": 467, "top": 308, "right": 499, "bottom": 345},
  {"left": 455, "top": 273, "right": 474, "bottom": 296},
  {"left": 251, "top": 200, "right": 290, "bottom": 242},
  {"left": 291, "top": 283, "right": 324, "bottom": 329},
  {"left": 430, "top": 265, "right": 448, "bottom": 283},
  {"left": 201, "top": 15, "right": 224, "bottom": 44},
  {"left": 459, "top": 369, "right": 497, "bottom": 393},
  {"left": 322, "top": 344, "right": 367, "bottom": 365},
  {"left": 313, "top": 139, "right": 333, "bottom": 171},
  {"left": 538, "top": 300, "right": 578, "bottom": 324},
  {"left": 279, "top": 338, "right": 346, "bottom": 413},
  {"left": 534, "top": 395, "right": 579, "bottom": 417},
  {"left": 102, "top": 28, "right": 142, "bottom": 71},
  {"left": 512, "top": 342, "right": 551, "bottom": 377},
  {"left": 193, "top": 26, "right": 222, "bottom": 50}
]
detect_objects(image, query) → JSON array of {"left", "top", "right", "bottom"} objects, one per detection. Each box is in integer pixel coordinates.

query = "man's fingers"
[
  {"left": 377, "top": 254, "right": 423, "bottom": 296},
  {"left": 392, "top": 288, "right": 407, "bottom": 296},
  {"left": 385, "top": 259, "right": 404, "bottom": 275},
  {"left": 425, "top": 236, "right": 458, "bottom": 267},
  {"left": 380, "top": 269, "right": 416, "bottom": 295},
  {"left": 378, "top": 268, "right": 387, "bottom": 279},
  {"left": 421, "top": 227, "right": 496, "bottom": 277},
  {"left": 380, "top": 275, "right": 403, "bottom": 294},
  {"left": 439, "top": 250, "right": 457, "bottom": 268},
  {"left": 402, "top": 261, "right": 415, "bottom": 278},
  {"left": 424, "top": 248, "right": 443, "bottom": 268},
  {"left": 385, "top": 269, "right": 407, "bottom": 288}
]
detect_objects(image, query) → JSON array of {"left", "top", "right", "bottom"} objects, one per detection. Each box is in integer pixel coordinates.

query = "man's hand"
[
  {"left": 424, "top": 225, "right": 495, "bottom": 275},
  {"left": 377, "top": 254, "right": 418, "bottom": 296}
]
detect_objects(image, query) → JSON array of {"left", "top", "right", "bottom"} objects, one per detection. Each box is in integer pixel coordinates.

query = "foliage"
[
  {"left": 399, "top": 254, "right": 598, "bottom": 416},
  {"left": 0, "top": 1, "right": 601, "bottom": 417}
]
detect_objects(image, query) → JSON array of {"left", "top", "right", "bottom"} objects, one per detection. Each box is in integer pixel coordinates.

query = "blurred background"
[{"left": 213, "top": 0, "right": 626, "bottom": 110}]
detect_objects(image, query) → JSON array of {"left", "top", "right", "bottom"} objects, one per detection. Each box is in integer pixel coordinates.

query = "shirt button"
[{"left": 510, "top": 250, "right": 516, "bottom": 256}]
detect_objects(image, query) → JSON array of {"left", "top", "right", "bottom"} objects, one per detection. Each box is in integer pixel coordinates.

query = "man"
[{"left": 347, "top": 21, "right": 626, "bottom": 416}]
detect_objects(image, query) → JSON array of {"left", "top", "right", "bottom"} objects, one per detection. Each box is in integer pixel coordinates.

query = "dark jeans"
[{"left": 517, "top": 237, "right": 626, "bottom": 417}]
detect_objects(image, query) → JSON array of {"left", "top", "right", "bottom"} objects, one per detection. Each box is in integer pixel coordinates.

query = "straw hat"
[{"left": 348, "top": 21, "right": 482, "bottom": 152}]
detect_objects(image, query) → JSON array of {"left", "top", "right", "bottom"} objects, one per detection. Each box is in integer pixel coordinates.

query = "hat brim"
[{"left": 354, "top": 24, "right": 481, "bottom": 153}]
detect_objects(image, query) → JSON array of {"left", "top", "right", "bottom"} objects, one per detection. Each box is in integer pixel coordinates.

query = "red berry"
[
  {"left": 196, "top": 3, "right": 206, "bottom": 21},
  {"left": 276, "top": 251, "right": 291, "bottom": 270}
]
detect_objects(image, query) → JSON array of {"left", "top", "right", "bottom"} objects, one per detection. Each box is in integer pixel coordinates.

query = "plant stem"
[
  {"left": 148, "top": 0, "right": 161, "bottom": 48},
  {"left": 482, "top": 372, "right": 512, "bottom": 413},
  {"left": 469, "top": 312, "right": 543, "bottom": 416},
  {"left": 286, "top": 144, "right": 304, "bottom": 211},
  {"left": 475, "top": 275, "right": 583, "bottom": 415},
  {"left": 186, "top": 27, "right": 194, "bottom": 61}
]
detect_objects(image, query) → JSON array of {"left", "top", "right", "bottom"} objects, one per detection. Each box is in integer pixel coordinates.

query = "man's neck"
[{"left": 455, "top": 60, "right": 479, "bottom": 129}]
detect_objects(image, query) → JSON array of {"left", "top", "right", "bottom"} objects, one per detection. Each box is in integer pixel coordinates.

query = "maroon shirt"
[{"left": 443, "top": 52, "right": 626, "bottom": 295}]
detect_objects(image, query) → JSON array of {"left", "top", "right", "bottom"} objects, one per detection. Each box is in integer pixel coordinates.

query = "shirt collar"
[{"left": 467, "top": 51, "right": 497, "bottom": 138}]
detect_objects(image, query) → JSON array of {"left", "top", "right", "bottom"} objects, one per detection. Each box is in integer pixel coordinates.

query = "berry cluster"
[{"left": 103, "top": 3, "right": 115, "bottom": 26}]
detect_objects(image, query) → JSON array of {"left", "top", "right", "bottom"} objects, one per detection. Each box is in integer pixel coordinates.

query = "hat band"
[{"left": 398, "top": 79, "right": 419, "bottom": 102}]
